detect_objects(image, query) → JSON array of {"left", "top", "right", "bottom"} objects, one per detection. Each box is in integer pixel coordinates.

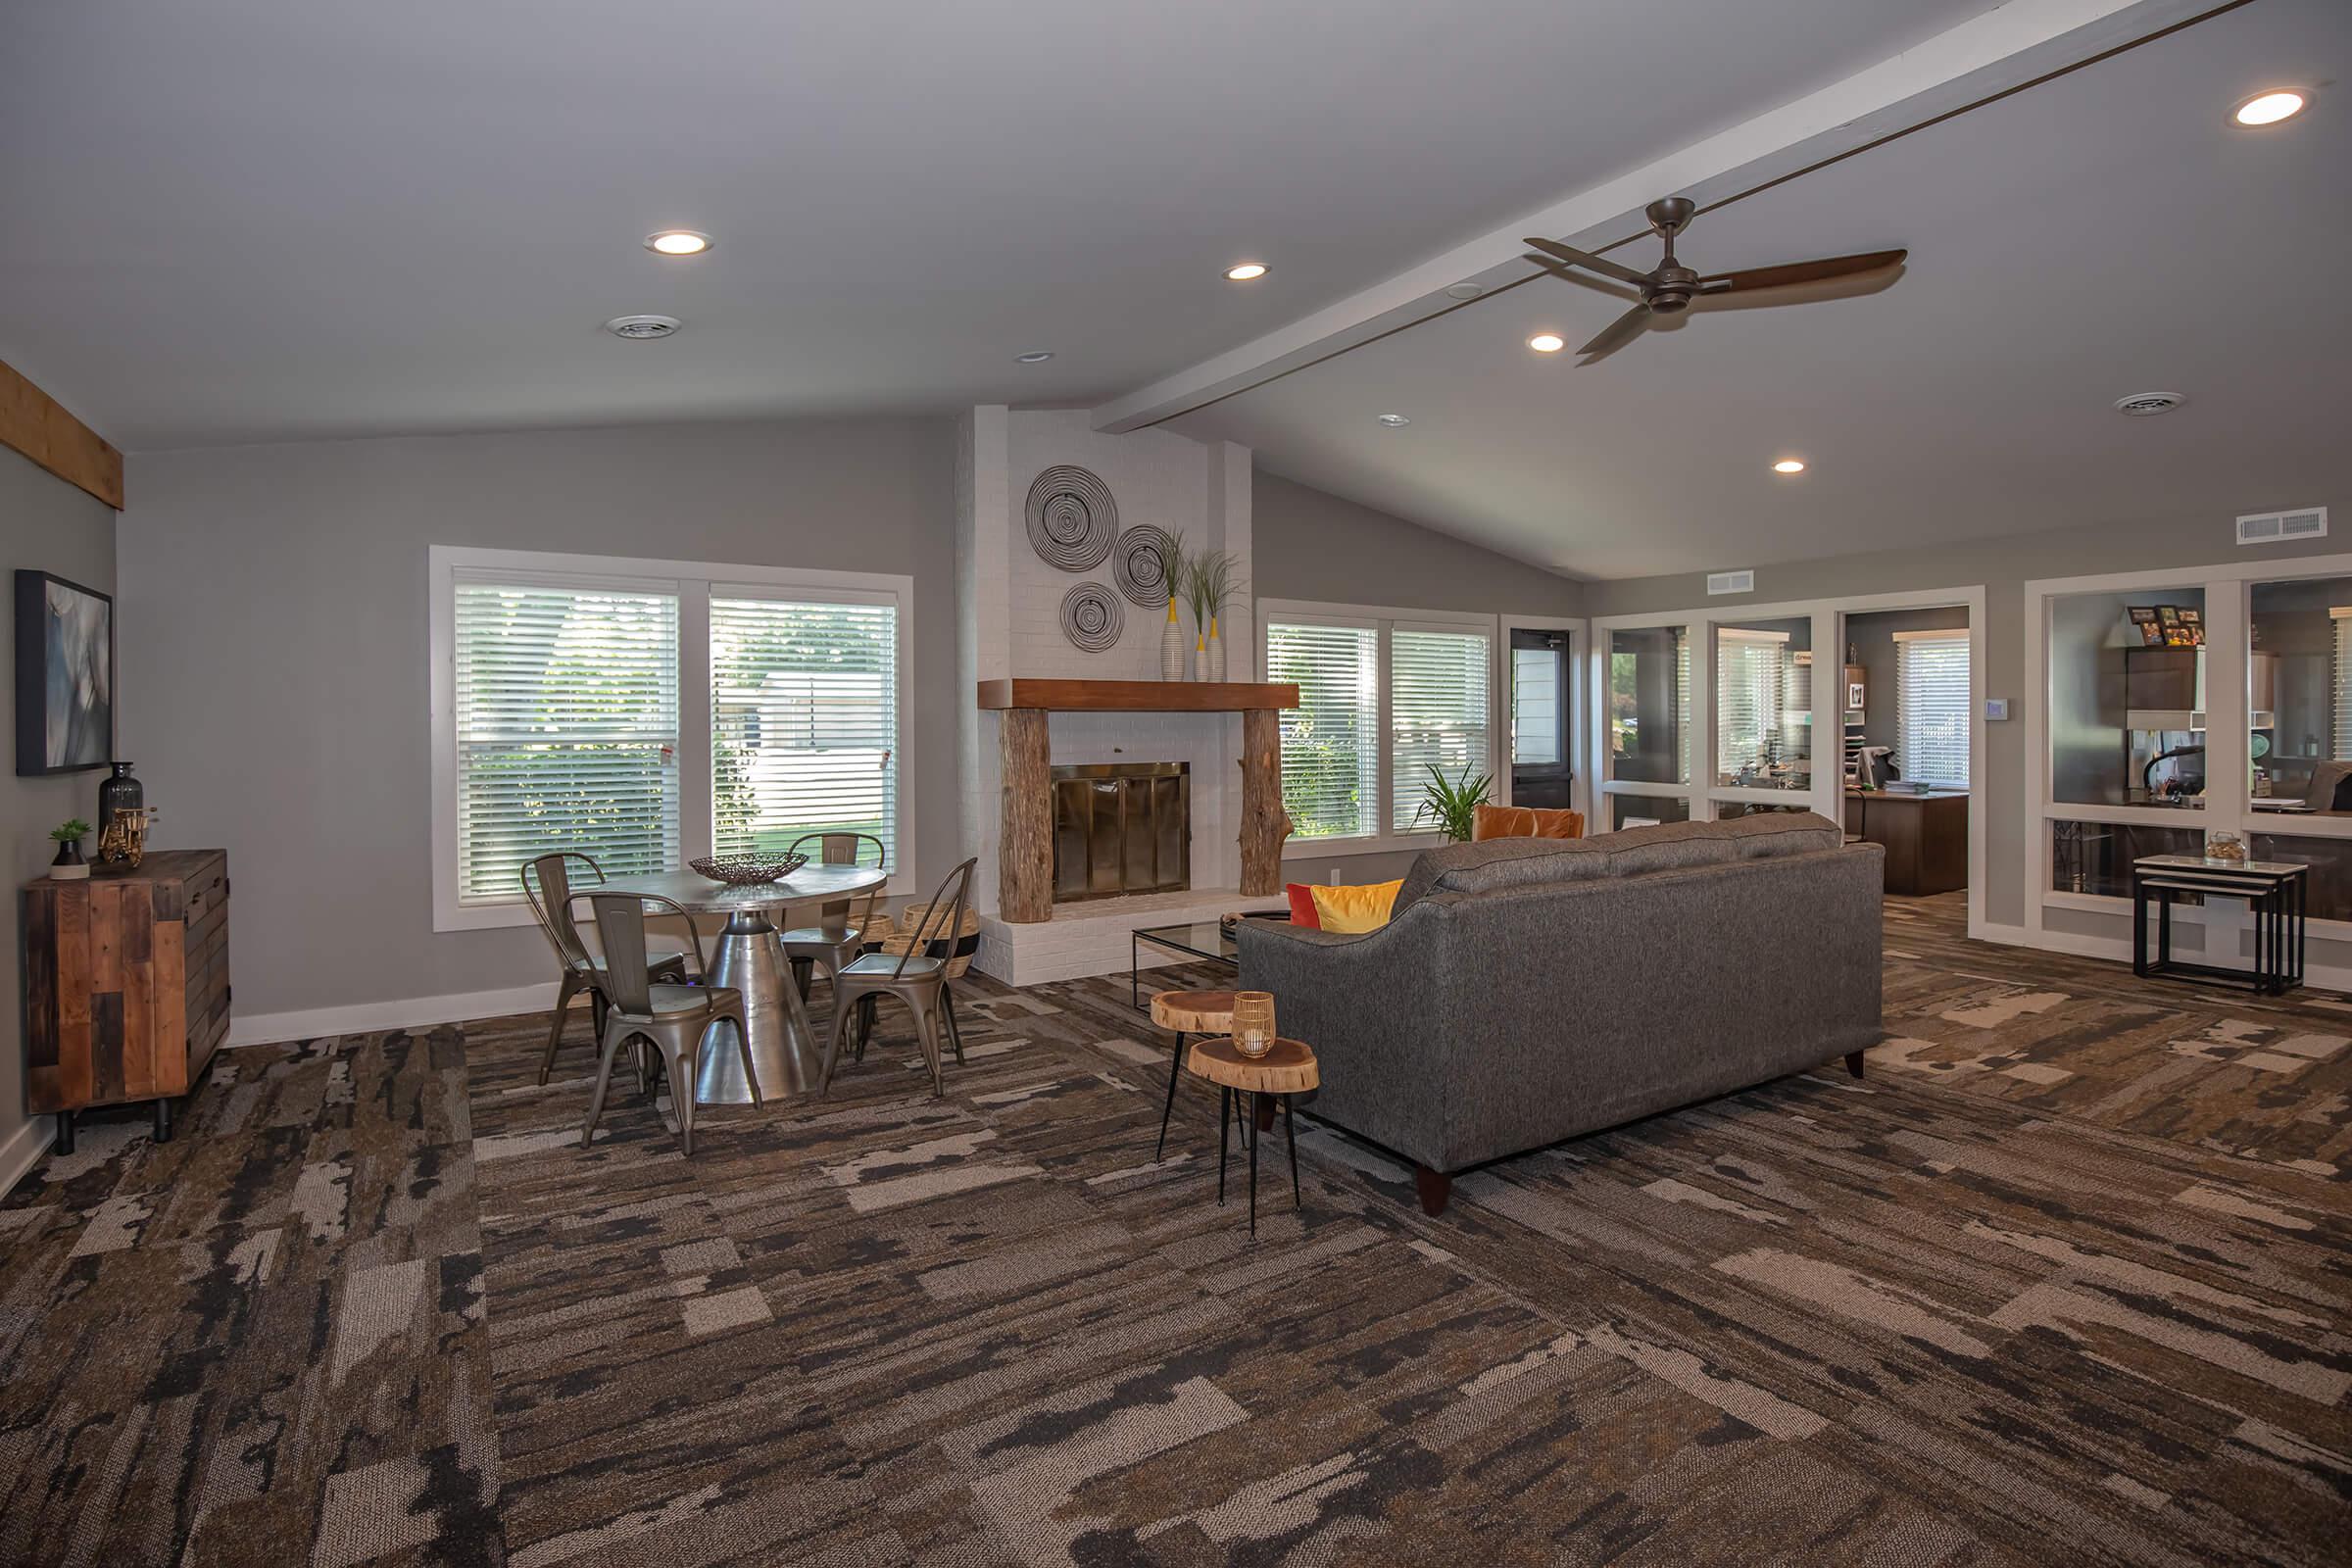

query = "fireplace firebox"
[{"left": 1050, "top": 761, "right": 1189, "bottom": 903}]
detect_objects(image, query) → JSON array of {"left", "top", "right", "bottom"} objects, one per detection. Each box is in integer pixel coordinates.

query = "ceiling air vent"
[
  {"left": 2236, "top": 506, "right": 2328, "bottom": 546},
  {"left": 2114, "top": 391, "right": 2185, "bottom": 416},
  {"left": 1706, "top": 569, "right": 1755, "bottom": 596}
]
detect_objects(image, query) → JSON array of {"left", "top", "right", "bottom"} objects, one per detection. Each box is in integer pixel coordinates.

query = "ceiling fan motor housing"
[{"left": 1647, "top": 264, "right": 1700, "bottom": 313}]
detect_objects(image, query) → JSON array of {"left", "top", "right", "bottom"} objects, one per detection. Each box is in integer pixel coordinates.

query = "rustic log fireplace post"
[{"left": 978, "top": 679, "right": 1299, "bottom": 925}]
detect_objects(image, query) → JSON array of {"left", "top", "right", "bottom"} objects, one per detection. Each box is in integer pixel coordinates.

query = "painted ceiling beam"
[{"left": 1089, "top": 0, "right": 2234, "bottom": 435}]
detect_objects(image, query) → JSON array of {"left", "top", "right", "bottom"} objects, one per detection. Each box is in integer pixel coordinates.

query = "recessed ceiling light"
[
  {"left": 1771, "top": 458, "right": 1807, "bottom": 474},
  {"left": 2114, "top": 391, "right": 2185, "bottom": 416},
  {"left": 644, "top": 229, "right": 713, "bottom": 256},
  {"left": 1224, "top": 262, "right": 1270, "bottom": 281},
  {"left": 1376, "top": 413, "right": 1411, "bottom": 428},
  {"left": 2230, "top": 88, "right": 2307, "bottom": 127},
  {"left": 604, "top": 314, "right": 680, "bottom": 340},
  {"left": 1015, "top": 351, "right": 1055, "bottom": 364},
  {"left": 1528, "top": 332, "right": 1566, "bottom": 354}
]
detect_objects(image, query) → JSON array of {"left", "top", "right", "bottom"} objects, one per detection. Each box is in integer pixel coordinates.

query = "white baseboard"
[
  {"left": 225, "top": 980, "right": 563, "bottom": 1049},
  {"left": 0, "top": 1113, "right": 55, "bottom": 1199}
]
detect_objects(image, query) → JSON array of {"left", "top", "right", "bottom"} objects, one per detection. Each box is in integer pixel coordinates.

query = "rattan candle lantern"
[{"left": 1231, "top": 991, "right": 1276, "bottom": 1058}]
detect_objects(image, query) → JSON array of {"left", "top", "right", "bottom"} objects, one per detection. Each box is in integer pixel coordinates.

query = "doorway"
[{"left": 1507, "top": 626, "right": 1572, "bottom": 809}]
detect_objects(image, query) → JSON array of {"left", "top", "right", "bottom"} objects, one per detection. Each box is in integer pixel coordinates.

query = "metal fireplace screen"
[{"left": 1050, "top": 761, "right": 1190, "bottom": 902}]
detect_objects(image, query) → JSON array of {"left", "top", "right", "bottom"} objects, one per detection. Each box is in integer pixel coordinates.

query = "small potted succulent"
[{"left": 48, "top": 817, "right": 93, "bottom": 880}]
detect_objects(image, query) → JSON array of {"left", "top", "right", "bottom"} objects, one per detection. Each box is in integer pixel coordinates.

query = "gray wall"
[
  {"left": 1844, "top": 605, "right": 1970, "bottom": 779},
  {"left": 1588, "top": 494, "right": 2350, "bottom": 929},
  {"left": 1255, "top": 468, "right": 1586, "bottom": 888},
  {"left": 117, "top": 417, "right": 956, "bottom": 1021},
  {"left": 2, "top": 448, "right": 117, "bottom": 1172}
]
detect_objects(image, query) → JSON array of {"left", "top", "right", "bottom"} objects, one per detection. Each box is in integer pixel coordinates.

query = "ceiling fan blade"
[
  {"left": 1524, "top": 236, "right": 1652, "bottom": 289},
  {"left": 1576, "top": 303, "right": 1653, "bottom": 363},
  {"left": 1695, "top": 249, "right": 1906, "bottom": 293},
  {"left": 1527, "top": 257, "right": 1642, "bottom": 304}
]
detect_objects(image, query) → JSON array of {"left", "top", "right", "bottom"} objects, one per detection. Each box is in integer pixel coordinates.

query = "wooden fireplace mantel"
[
  {"left": 977, "top": 678, "right": 1298, "bottom": 712},
  {"left": 986, "top": 679, "right": 1298, "bottom": 922}
]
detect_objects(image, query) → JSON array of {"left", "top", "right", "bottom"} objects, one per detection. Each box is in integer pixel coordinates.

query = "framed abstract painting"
[{"left": 14, "top": 569, "right": 114, "bottom": 776}]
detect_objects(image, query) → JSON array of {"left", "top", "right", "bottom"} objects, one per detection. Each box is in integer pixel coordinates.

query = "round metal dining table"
[{"left": 596, "top": 862, "right": 890, "bottom": 1105}]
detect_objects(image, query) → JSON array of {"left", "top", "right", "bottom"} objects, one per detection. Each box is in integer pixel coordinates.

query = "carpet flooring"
[{"left": 0, "top": 894, "right": 2345, "bottom": 1566}]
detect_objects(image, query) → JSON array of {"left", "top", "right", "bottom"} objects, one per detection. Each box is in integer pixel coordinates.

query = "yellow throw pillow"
[{"left": 1309, "top": 878, "right": 1404, "bottom": 935}]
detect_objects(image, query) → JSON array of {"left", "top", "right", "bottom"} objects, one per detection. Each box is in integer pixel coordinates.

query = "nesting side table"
[
  {"left": 1187, "top": 1037, "right": 1318, "bottom": 1236},
  {"left": 2131, "top": 854, "right": 2308, "bottom": 996}
]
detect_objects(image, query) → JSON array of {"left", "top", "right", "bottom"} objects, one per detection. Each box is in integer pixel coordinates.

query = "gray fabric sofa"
[{"left": 1236, "top": 812, "right": 1884, "bottom": 1214}]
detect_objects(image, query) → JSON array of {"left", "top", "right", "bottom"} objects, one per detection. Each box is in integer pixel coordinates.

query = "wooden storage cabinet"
[{"left": 22, "top": 850, "right": 228, "bottom": 1151}]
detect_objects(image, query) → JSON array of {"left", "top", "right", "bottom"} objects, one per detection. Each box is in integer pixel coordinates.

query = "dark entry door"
[{"left": 1508, "top": 627, "right": 1572, "bottom": 809}]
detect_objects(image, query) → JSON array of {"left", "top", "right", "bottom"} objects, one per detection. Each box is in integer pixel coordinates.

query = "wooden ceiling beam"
[{"left": 0, "top": 357, "right": 123, "bottom": 510}]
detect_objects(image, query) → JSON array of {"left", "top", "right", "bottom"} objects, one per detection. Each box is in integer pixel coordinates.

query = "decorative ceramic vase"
[
  {"left": 49, "top": 839, "right": 89, "bottom": 881},
  {"left": 1193, "top": 634, "right": 1208, "bottom": 681},
  {"left": 97, "top": 761, "right": 143, "bottom": 864},
  {"left": 1206, "top": 617, "right": 1226, "bottom": 681},
  {"left": 1231, "top": 992, "right": 1276, "bottom": 1058},
  {"left": 1159, "top": 602, "right": 1187, "bottom": 681}
]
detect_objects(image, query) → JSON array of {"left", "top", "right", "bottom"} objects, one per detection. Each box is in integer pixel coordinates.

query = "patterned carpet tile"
[{"left": 0, "top": 896, "right": 2345, "bottom": 1565}]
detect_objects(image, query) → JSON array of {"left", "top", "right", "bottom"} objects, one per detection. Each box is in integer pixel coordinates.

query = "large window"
[
  {"left": 1263, "top": 605, "right": 1495, "bottom": 847},
  {"left": 1716, "top": 619, "right": 1810, "bottom": 790},
  {"left": 1894, "top": 630, "right": 1970, "bottom": 788},
  {"left": 1264, "top": 620, "right": 1378, "bottom": 840},
  {"left": 432, "top": 548, "right": 909, "bottom": 929},
  {"left": 451, "top": 578, "right": 681, "bottom": 902}
]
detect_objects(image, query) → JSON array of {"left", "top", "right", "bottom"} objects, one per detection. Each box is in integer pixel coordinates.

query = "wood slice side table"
[
  {"left": 1186, "top": 1037, "right": 1318, "bottom": 1236},
  {"left": 1149, "top": 990, "right": 1234, "bottom": 1162}
]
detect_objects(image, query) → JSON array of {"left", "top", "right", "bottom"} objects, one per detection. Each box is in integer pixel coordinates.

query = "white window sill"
[{"left": 1281, "top": 832, "right": 1447, "bottom": 861}]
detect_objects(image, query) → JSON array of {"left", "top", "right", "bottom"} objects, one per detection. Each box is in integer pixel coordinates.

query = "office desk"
[{"left": 1844, "top": 790, "right": 1968, "bottom": 896}]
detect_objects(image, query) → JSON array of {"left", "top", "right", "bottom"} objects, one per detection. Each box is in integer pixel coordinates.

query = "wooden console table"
[{"left": 22, "top": 850, "right": 229, "bottom": 1151}]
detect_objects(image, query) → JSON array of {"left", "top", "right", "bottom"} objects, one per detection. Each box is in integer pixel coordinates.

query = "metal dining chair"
[
  {"left": 818, "top": 858, "right": 977, "bottom": 1099},
  {"left": 574, "top": 892, "right": 760, "bottom": 1155},
  {"left": 520, "top": 853, "right": 692, "bottom": 1086},
  {"left": 778, "top": 832, "right": 888, "bottom": 1003}
]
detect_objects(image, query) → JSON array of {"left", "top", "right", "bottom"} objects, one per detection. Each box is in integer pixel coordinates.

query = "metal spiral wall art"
[
  {"left": 1110, "top": 523, "right": 1178, "bottom": 607},
  {"left": 1025, "top": 465, "right": 1118, "bottom": 571},
  {"left": 1059, "top": 582, "right": 1125, "bottom": 653}
]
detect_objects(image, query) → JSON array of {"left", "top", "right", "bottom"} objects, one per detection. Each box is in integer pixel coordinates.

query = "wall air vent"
[
  {"left": 1706, "top": 569, "right": 1755, "bottom": 596},
  {"left": 2236, "top": 506, "right": 2328, "bottom": 546},
  {"left": 2114, "top": 391, "right": 2185, "bottom": 416}
]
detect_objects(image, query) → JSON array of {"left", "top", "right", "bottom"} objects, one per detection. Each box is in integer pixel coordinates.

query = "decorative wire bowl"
[{"left": 688, "top": 853, "right": 808, "bottom": 886}]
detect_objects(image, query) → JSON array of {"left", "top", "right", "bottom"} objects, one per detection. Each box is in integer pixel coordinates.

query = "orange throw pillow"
[
  {"left": 1285, "top": 882, "right": 1322, "bottom": 928},
  {"left": 1472, "top": 803, "right": 1585, "bottom": 841}
]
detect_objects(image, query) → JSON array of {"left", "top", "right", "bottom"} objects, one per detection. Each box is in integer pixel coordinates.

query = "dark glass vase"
[{"left": 97, "top": 761, "right": 143, "bottom": 860}]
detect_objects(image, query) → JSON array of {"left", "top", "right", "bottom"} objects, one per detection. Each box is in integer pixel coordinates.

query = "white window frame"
[
  {"left": 1591, "top": 585, "right": 1987, "bottom": 938},
  {"left": 1259, "top": 598, "right": 1501, "bottom": 859},
  {"left": 2023, "top": 552, "right": 2352, "bottom": 987},
  {"left": 429, "top": 545, "right": 914, "bottom": 932}
]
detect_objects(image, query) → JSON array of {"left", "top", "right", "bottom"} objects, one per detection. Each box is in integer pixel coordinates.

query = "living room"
[{"left": 2, "top": 2, "right": 2345, "bottom": 1564}]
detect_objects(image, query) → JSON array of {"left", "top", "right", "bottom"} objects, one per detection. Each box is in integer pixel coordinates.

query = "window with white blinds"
[
  {"left": 711, "top": 594, "right": 899, "bottom": 863},
  {"left": 1266, "top": 620, "right": 1379, "bottom": 840},
  {"left": 433, "top": 548, "right": 911, "bottom": 929},
  {"left": 452, "top": 578, "right": 681, "bottom": 901},
  {"left": 1895, "top": 630, "right": 1970, "bottom": 788},
  {"left": 2332, "top": 609, "right": 2352, "bottom": 760},
  {"left": 1392, "top": 627, "right": 1494, "bottom": 831},
  {"left": 1715, "top": 629, "right": 1788, "bottom": 783}
]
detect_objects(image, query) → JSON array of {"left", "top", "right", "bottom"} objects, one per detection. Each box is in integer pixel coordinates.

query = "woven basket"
[{"left": 859, "top": 905, "right": 981, "bottom": 978}]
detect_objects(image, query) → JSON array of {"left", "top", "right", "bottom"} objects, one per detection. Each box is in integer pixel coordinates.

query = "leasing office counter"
[{"left": 1843, "top": 789, "right": 1968, "bottom": 896}]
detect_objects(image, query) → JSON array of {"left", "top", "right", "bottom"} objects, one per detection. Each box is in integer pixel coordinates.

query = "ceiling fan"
[{"left": 1524, "top": 197, "right": 1906, "bottom": 364}]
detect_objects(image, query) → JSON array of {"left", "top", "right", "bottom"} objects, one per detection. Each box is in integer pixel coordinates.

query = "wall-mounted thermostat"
[{"left": 1984, "top": 698, "right": 2011, "bottom": 722}]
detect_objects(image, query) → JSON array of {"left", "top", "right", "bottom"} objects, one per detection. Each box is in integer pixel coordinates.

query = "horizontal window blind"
[
  {"left": 453, "top": 579, "right": 680, "bottom": 901},
  {"left": 1392, "top": 628, "right": 1492, "bottom": 832},
  {"left": 1716, "top": 629, "right": 1787, "bottom": 782},
  {"left": 1895, "top": 630, "right": 1970, "bottom": 788},
  {"left": 2332, "top": 609, "right": 2352, "bottom": 760},
  {"left": 1266, "top": 621, "right": 1379, "bottom": 840},
  {"left": 711, "top": 596, "right": 899, "bottom": 865}
]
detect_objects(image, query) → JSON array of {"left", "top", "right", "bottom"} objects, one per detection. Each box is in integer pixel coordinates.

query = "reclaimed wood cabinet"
[{"left": 22, "top": 850, "right": 228, "bottom": 1152}]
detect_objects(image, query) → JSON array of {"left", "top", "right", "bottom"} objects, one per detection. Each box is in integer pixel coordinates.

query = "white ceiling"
[
  {"left": 0, "top": 0, "right": 1998, "bottom": 449},
  {"left": 1175, "top": 0, "right": 2352, "bottom": 579}
]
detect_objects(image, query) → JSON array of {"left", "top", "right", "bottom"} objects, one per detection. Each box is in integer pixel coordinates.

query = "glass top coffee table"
[{"left": 1131, "top": 915, "right": 1287, "bottom": 1010}]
